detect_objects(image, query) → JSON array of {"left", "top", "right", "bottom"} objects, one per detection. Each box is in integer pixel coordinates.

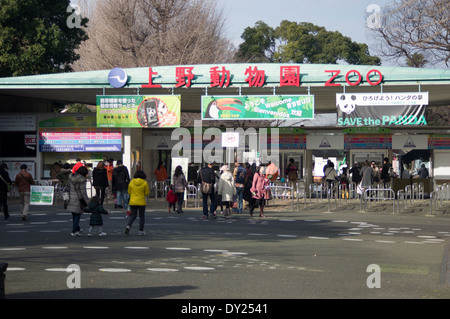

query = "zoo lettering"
[
  {"left": 141, "top": 67, "right": 383, "bottom": 88},
  {"left": 325, "top": 69, "right": 383, "bottom": 86}
]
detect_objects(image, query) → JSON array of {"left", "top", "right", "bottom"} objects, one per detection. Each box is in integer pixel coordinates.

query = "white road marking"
[
  {"left": 99, "top": 268, "right": 132, "bottom": 272},
  {"left": 6, "top": 268, "right": 26, "bottom": 271},
  {"left": 147, "top": 268, "right": 179, "bottom": 272},
  {"left": 184, "top": 266, "right": 215, "bottom": 271}
]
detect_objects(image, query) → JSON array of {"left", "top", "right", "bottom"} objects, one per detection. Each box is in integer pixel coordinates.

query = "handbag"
[
  {"left": 200, "top": 170, "right": 213, "bottom": 194},
  {"left": 0, "top": 175, "right": 12, "bottom": 192},
  {"left": 264, "top": 187, "right": 273, "bottom": 200}
]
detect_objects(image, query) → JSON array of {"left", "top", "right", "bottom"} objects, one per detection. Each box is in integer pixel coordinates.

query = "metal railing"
[
  {"left": 360, "top": 188, "right": 396, "bottom": 214},
  {"left": 265, "top": 185, "right": 295, "bottom": 211},
  {"left": 185, "top": 184, "right": 199, "bottom": 208},
  {"left": 430, "top": 183, "right": 450, "bottom": 215}
]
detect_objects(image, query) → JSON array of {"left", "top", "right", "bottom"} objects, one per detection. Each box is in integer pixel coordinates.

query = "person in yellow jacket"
[{"left": 124, "top": 170, "right": 149, "bottom": 236}]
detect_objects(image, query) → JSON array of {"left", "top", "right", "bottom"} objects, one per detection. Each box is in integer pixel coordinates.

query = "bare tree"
[
  {"left": 73, "top": 0, "right": 235, "bottom": 71},
  {"left": 369, "top": 0, "right": 450, "bottom": 67}
]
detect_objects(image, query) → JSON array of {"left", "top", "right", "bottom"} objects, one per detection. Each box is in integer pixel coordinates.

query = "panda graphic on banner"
[{"left": 336, "top": 92, "right": 428, "bottom": 127}]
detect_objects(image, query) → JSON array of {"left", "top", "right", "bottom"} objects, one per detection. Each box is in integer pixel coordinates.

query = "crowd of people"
[
  {"left": 196, "top": 161, "right": 286, "bottom": 219},
  {"left": 0, "top": 158, "right": 289, "bottom": 237},
  {"left": 1, "top": 156, "right": 430, "bottom": 236}
]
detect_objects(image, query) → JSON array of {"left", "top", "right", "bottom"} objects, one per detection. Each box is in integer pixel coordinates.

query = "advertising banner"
[
  {"left": 97, "top": 95, "right": 181, "bottom": 128},
  {"left": 39, "top": 115, "right": 122, "bottom": 153},
  {"left": 39, "top": 128, "right": 122, "bottom": 152},
  {"left": 201, "top": 95, "right": 314, "bottom": 120},
  {"left": 336, "top": 92, "right": 428, "bottom": 127}
]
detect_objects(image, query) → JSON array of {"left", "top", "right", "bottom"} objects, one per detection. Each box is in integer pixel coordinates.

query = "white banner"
[
  {"left": 307, "top": 135, "right": 344, "bottom": 150},
  {"left": 392, "top": 135, "right": 428, "bottom": 149},
  {"left": 337, "top": 92, "right": 428, "bottom": 107}
]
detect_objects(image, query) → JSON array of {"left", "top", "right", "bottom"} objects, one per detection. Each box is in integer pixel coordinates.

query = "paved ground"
[{"left": 1, "top": 195, "right": 450, "bottom": 304}]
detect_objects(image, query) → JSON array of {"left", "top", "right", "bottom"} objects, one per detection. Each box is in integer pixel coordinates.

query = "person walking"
[
  {"left": 166, "top": 185, "right": 177, "bottom": 213},
  {"left": 349, "top": 162, "right": 362, "bottom": 185},
  {"left": 14, "top": 164, "right": 35, "bottom": 221},
  {"left": 380, "top": 157, "right": 392, "bottom": 189},
  {"left": 371, "top": 161, "right": 381, "bottom": 187},
  {"left": 233, "top": 162, "right": 246, "bottom": 214},
  {"left": 105, "top": 158, "right": 114, "bottom": 200},
  {"left": 243, "top": 163, "right": 255, "bottom": 212},
  {"left": 360, "top": 160, "right": 374, "bottom": 193},
  {"left": 198, "top": 162, "right": 217, "bottom": 219},
  {"left": 285, "top": 158, "right": 298, "bottom": 197},
  {"left": 417, "top": 164, "right": 429, "bottom": 179},
  {"left": 173, "top": 165, "right": 187, "bottom": 214},
  {"left": 50, "top": 162, "right": 61, "bottom": 183},
  {"left": 250, "top": 165, "right": 269, "bottom": 217},
  {"left": 92, "top": 161, "right": 108, "bottom": 205},
  {"left": 112, "top": 160, "right": 130, "bottom": 209},
  {"left": 71, "top": 157, "right": 84, "bottom": 174},
  {"left": 265, "top": 161, "right": 279, "bottom": 181},
  {"left": 125, "top": 170, "right": 150, "bottom": 236},
  {"left": 0, "top": 163, "right": 13, "bottom": 220},
  {"left": 218, "top": 165, "right": 235, "bottom": 217},
  {"left": 324, "top": 161, "right": 338, "bottom": 189},
  {"left": 67, "top": 166, "right": 90, "bottom": 237},
  {"left": 154, "top": 161, "right": 168, "bottom": 197},
  {"left": 86, "top": 195, "right": 109, "bottom": 237}
]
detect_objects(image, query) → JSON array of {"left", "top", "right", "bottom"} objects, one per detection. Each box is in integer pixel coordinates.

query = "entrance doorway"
[
  {"left": 312, "top": 149, "right": 347, "bottom": 183},
  {"left": 350, "top": 150, "right": 387, "bottom": 167},
  {"left": 281, "top": 151, "right": 304, "bottom": 180}
]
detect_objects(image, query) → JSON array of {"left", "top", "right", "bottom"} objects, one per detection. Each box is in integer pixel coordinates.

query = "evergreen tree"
[{"left": 0, "top": 0, "right": 88, "bottom": 77}]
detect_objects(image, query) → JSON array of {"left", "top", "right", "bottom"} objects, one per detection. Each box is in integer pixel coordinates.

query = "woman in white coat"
[{"left": 217, "top": 165, "right": 235, "bottom": 217}]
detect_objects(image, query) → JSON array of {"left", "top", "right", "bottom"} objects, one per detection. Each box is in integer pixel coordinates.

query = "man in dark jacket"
[
  {"left": 198, "top": 162, "right": 217, "bottom": 219},
  {"left": 14, "top": 164, "right": 35, "bottom": 221},
  {"left": 0, "top": 163, "right": 12, "bottom": 220},
  {"left": 112, "top": 160, "right": 130, "bottom": 209},
  {"left": 380, "top": 157, "right": 392, "bottom": 188}
]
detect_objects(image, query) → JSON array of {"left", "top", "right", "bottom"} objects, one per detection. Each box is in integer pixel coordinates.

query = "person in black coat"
[
  {"left": 92, "top": 161, "right": 108, "bottom": 205},
  {"left": 112, "top": 160, "right": 130, "bottom": 209},
  {"left": 0, "top": 163, "right": 13, "bottom": 220},
  {"left": 198, "top": 162, "right": 217, "bottom": 219},
  {"left": 86, "top": 195, "right": 109, "bottom": 237}
]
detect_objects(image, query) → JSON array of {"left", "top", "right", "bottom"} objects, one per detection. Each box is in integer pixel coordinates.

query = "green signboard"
[
  {"left": 30, "top": 186, "right": 54, "bottom": 206},
  {"left": 97, "top": 95, "right": 181, "bottom": 128},
  {"left": 201, "top": 95, "right": 314, "bottom": 120}
]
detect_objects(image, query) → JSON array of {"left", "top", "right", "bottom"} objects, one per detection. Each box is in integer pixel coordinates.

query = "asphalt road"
[{"left": 2, "top": 198, "right": 450, "bottom": 303}]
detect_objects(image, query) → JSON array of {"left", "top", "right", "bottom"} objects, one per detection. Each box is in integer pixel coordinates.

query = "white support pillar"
[{"left": 122, "top": 128, "right": 132, "bottom": 169}]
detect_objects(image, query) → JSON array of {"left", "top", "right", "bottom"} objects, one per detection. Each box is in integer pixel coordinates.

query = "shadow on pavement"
[{"left": 6, "top": 285, "right": 197, "bottom": 299}]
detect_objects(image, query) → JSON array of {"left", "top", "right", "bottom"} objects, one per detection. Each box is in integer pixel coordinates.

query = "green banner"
[
  {"left": 97, "top": 95, "right": 181, "bottom": 128},
  {"left": 201, "top": 95, "right": 314, "bottom": 120}
]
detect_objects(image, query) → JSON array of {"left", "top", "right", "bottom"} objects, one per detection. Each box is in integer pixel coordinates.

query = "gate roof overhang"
[{"left": 0, "top": 63, "right": 449, "bottom": 113}]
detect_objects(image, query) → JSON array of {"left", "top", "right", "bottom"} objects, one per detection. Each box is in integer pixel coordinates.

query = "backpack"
[{"left": 235, "top": 166, "right": 246, "bottom": 184}]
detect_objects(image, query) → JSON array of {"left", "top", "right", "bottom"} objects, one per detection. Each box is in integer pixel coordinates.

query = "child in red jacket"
[{"left": 166, "top": 185, "right": 178, "bottom": 213}]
